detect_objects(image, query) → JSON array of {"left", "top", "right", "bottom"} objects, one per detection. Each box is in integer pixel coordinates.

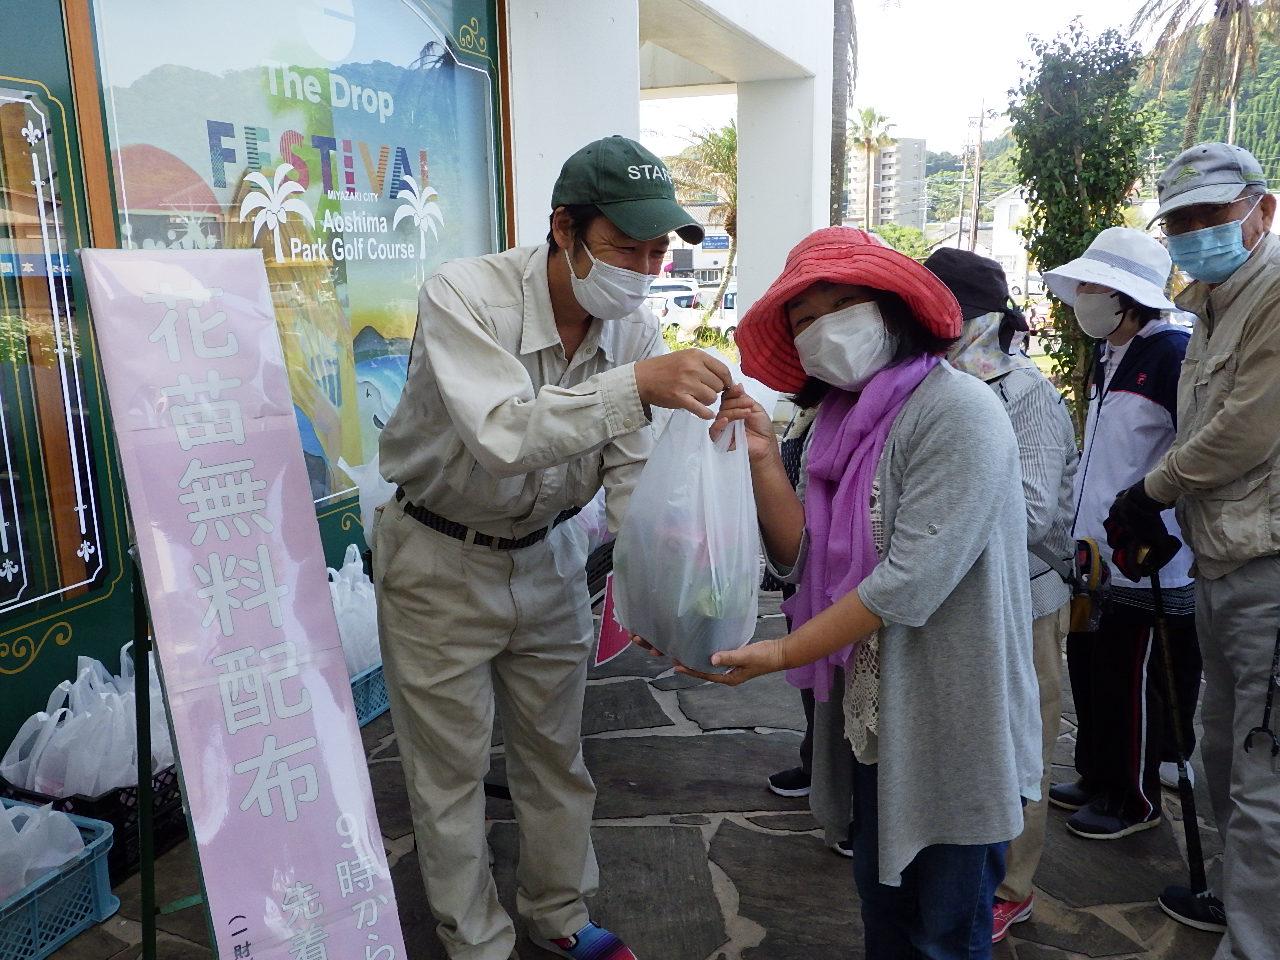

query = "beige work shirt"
[
  {"left": 379, "top": 243, "right": 661, "bottom": 540},
  {"left": 1147, "top": 232, "right": 1280, "bottom": 578}
]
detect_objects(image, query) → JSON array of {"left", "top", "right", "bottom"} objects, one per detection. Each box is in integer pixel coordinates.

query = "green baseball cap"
[
  {"left": 1150, "top": 142, "right": 1269, "bottom": 227},
  {"left": 552, "top": 136, "right": 705, "bottom": 244}
]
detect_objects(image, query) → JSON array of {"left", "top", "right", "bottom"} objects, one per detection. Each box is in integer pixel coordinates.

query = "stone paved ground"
[{"left": 53, "top": 593, "right": 1224, "bottom": 960}]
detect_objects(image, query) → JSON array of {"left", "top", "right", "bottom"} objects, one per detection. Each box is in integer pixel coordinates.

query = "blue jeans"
[{"left": 851, "top": 760, "right": 1008, "bottom": 960}]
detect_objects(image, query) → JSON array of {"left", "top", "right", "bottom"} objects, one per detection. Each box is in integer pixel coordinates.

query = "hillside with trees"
[{"left": 1135, "top": 31, "right": 1280, "bottom": 186}]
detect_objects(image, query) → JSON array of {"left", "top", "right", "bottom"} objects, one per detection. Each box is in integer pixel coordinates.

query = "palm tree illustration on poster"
[
  {"left": 392, "top": 175, "right": 445, "bottom": 285},
  {"left": 240, "top": 165, "right": 318, "bottom": 264}
]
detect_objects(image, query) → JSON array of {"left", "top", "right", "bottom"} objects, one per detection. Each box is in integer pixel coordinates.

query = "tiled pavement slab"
[
  {"left": 53, "top": 600, "right": 1225, "bottom": 960},
  {"left": 677, "top": 670, "right": 808, "bottom": 732},
  {"left": 709, "top": 819, "right": 861, "bottom": 959},
  {"left": 1035, "top": 807, "right": 1189, "bottom": 909}
]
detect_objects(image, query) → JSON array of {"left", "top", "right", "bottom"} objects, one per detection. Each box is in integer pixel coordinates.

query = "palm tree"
[
  {"left": 666, "top": 121, "right": 737, "bottom": 324},
  {"left": 392, "top": 175, "right": 445, "bottom": 278},
  {"left": 239, "top": 164, "right": 314, "bottom": 263},
  {"left": 1131, "top": 0, "right": 1280, "bottom": 147},
  {"left": 830, "top": 0, "right": 858, "bottom": 225},
  {"left": 849, "top": 108, "right": 895, "bottom": 229}
]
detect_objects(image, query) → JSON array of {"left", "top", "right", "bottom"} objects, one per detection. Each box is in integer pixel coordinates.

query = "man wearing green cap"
[
  {"left": 373, "top": 136, "right": 731, "bottom": 960},
  {"left": 1106, "top": 142, "right": 1280, "bottom": 958}
]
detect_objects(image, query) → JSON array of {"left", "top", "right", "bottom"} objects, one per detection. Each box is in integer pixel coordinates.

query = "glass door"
[{"left": 0, "top": 1, "right": 131, "bottom": 743}]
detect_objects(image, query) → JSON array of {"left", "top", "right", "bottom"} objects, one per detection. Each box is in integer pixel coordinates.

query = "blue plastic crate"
[
  {"left": 351, "top": 663, "right": 390, "bottom": 727},
  {"left": 0, "top": 800, "right": 120, "bottom": 960}
]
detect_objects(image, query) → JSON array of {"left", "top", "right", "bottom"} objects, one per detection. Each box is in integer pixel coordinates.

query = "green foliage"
[
  {"left": 667, "top": 122, "right": 739, "bottom": 319},
  {"left": 1130, "top": 0, "right": 1280, "bottom": 148},
  {"left": 872, "top": 223, "right": 930, "bottom": 260},
  {"left": 1134, "top": 29, "right": 1280, "bottom": 185},
  {"left": 662, "top": 325, "right": 739, "bottom": 360},
  {"left": 1010, "top": 23, "right": 1155, "bottom": 427},
  {"left": 849, "top": 107, "right": 895, "bottom": 228},
  {"left": 0, "top": 313, "right": 29, "bottom": 365},
  {"left": 925, "top": 137, "right": 1019, "bottom": 225},
  {"left": 927, "top": 169, "right": 964, "bottom": 222},
  {"left": 926, "top": 150, "right": 963, "bottom": 176}
]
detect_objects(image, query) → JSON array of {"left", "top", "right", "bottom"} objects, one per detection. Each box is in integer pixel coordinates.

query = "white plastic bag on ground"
[
  {"left": 339, "top": 455, "right": 396, "bottom": 549},
  {"left": 613, "top": 411, "right": 760, "bottom": 672},
  {"left": 0, "top": 803, "right": 85, "bottom": 899},
  {"left": 2, "top": 645, "right": 171, "bottom": 797},
  {"left": 330, "top": 543, "right": 381, "bottom": 676},
  {"left": 117, "top": 642, "right": 175, "bottom": 771}
]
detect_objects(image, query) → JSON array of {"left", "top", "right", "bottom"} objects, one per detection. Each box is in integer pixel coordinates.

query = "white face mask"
[
  {"left": 565, "top": 244, "right": 655, "bottom": 320},
  {"left": 1074, "top": 291, "right": 1125, "bottom": 340},
  {"left": 793, "top": 301, "right": 898, "bottom": 391}
]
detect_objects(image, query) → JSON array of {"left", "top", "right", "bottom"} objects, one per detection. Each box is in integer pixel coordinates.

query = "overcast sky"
[{"left": 642, "top": 0, "right": 1160, "bottom": 156}]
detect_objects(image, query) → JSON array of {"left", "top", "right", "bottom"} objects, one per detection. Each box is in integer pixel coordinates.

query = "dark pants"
[
  {"left": 799, "top": 687, "right": 815, "bottom": 776},
  {"left": 851, "top": 760, "right": 1007, "bottom": 960},
  {"left": 1066, "top": 599, "right": 1201, "bottom": 821}
]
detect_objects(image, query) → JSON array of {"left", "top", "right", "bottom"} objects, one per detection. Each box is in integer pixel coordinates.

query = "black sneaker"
[
  {"left": 1158, "top": 885, "right": 1227, "bottom": 934},
  {"left": 1066, "top": 797, "right": 1161, "bottom": 840},
  {"left": 1048, "top": 779, "right": 1097, "bottom": 812},
  {"left": 767, "top": 766, "right": 811, "bottom": 798}
]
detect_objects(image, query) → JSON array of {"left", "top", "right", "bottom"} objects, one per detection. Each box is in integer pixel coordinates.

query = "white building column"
[
  {"left": 505, "top": 1, "right": 641, "bottom": 247},
  {"left": 735, "top": 74, "right": 832, "bottom": 313}
]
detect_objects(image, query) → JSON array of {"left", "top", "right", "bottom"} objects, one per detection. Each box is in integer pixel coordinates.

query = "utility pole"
[
  {"left": 968, "top": 102, "right": 985, "bottom": 251},
  {"left": 955, "top": 144, "right": 969, "bottom": 249}
]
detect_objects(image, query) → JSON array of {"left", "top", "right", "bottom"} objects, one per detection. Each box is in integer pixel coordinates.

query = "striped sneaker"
[{"left": 530, "top": 922, "right": 637, "bottom": 960}]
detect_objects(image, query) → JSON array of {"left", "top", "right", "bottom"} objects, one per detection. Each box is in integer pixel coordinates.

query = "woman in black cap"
[{"left": 925, "top": 248, "right": 1079, "bottom": 944}]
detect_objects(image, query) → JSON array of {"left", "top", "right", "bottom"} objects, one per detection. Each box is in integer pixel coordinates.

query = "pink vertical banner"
[
  {"left": 81, "top": 249, "right": 406, "bottom": 960},
  {"left": 595, "top": 575, "right": 631, "bottom": 667}
]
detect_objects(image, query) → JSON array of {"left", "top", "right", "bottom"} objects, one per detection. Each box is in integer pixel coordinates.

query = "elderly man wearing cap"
[
  {"left": 1040, "top": 228, "right": 1202, "bottom": 838},
  {"left": 374, "top": 135, "right": 731, "bottom": 960},
  {"left": 1105, "top": 143, "right": 1280, "bottom": 957}
]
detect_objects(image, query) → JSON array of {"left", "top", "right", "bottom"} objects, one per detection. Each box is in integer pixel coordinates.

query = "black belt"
[{"left": 395, "top": 488, "right": 580, "bottom": 550}]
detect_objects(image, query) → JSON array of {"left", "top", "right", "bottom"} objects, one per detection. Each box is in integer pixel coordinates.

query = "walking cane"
[{"left": 1148, "top": 569, "right": 1209, "bottom": 895}]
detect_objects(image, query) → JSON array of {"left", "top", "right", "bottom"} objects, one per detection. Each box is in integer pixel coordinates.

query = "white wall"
[
  {"left": 505, "top": 1, "right": 641, "bottom": 246},
  {"left": 734, "top": 0, "right": 832, "bottom": 315}
]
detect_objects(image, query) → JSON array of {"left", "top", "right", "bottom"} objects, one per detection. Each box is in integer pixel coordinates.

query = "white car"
[
  {"left": 646, "top": 287, "right": 703, "bottom": 337},
  {"left": 708, "top": 288, "right": 737, "bottom": 337},
  {"left": 650, "top": 278, "right": 700, "bottom": 299}
]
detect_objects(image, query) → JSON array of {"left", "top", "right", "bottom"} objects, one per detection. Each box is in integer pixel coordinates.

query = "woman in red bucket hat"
[{"left": 670, "top": 227, "right": 1043, "bottom": 958}]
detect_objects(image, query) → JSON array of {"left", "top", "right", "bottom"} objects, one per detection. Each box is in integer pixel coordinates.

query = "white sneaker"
[{"left": 1160, "top": 761, "right": 1195, "bottom": 790}]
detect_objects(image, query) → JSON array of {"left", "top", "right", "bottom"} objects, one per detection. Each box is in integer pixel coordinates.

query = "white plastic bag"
[
  {"left": 613, "top": 412, "right": 760, "bottom": 672},
  {"left": 117, "top": 642, "right": 175, "bottom": 771},
  {"left": 330, "top": 544, "right": 381, "bottom": 676},
  {"left": 549, "top": 490, "right": 614, "bottom": 581},
  {"left": 2, "top": 646, "right": 171, "bottom": 798},
  {"left": 0, "top": 804, "right": 85, "bottom": 900},
  {"left": 338, "top": 455, "right": 396, "bottom": 549}
]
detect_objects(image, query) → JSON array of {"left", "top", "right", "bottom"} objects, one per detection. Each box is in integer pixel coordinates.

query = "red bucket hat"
[{"left": 734, "top": 227, "right": 963, "bottom": 393}]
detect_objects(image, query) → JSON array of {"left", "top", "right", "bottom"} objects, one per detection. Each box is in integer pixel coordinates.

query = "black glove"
[
  {"left": 1106, "top": 481, "right": 1170, "bottom": 551},
  {"left": 1105, "top": 520, "right": 1181, "bottom": 581}
]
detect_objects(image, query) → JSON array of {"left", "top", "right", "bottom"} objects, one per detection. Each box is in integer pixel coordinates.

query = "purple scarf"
[{"left": 782, "top": 354, "right": 939, "bottom": 700}]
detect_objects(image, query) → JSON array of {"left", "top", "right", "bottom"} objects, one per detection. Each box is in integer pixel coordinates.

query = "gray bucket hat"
[{"left": 1149, "top": 142, "right": 1268, "bottom": 227}]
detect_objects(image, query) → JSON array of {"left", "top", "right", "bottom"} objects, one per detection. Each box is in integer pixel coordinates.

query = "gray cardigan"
[{"left": 782, "top": 363, "right": 1042, "bottom": 885}]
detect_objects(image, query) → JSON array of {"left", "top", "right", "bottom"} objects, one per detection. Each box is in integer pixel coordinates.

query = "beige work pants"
[
  {"left": 997, "top": 602, "right": 1069, "bottom": 902},
  {"left": 374, "top": 497, "right": 598, "bottom": 960}
]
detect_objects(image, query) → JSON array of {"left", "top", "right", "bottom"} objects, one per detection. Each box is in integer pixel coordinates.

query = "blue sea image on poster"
[{"left": 94, "top": 0, "right": 500, "bottom": 498}]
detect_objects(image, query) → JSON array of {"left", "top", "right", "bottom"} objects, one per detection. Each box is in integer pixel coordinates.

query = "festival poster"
[
  {"left": 92, "top": 0, "right": 501, "bottom": 501},
  {"left": 82, "top": 248, "right": 407, "bottom": 960}
]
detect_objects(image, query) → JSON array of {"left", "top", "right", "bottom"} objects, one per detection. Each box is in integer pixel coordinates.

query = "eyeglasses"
[{"left": 1160, "top": 195, "right": 1257, "bottom": 236}]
